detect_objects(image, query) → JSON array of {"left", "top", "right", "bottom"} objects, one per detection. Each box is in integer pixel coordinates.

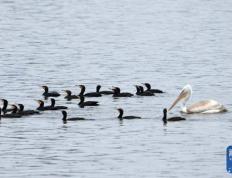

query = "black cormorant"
[
  {"left": 143, "top": 83, "right": 164, "bottom": 93},
  {"left": 117, "top": 108, "right": 141, "bottom": 120},
  {"left": 1, "top": 99, "right": 13, "bottom": 114},
  {"left": 50, "top": 98, "right": 68, "bottom": 110},
  {"left": 61, "top": 110, "right": 85, "bottom": 124},
  {"left": 112, "top": 87, "right": 133, "bottom": 97},
  {"left": 42, "top": 85, "right": 60, "bottom": 97},
  {"left": 36, "top": 100, "right": 53, "bottom": 111},
  {"left": 162, "top": 108, "right": 185, "bottom": 124},
  {"left": 63, "top": 90, "right": 78, "bottom": 100},
  {"left": 78, "top": 95, "right": 99, "bottom": 107},
  {"left": 96, "top": 85, "right": 114, "bottom": 95},
  {"left": 18, "top": 104, "right": 40, "bottom": 115},
  {"left": 0, "top": 106, "right": 22, "bottom": 118},
  {"left": 78, "top": 85, "right": 102, "bottom": 97},
  {"left": 135, "top": 85, "right": 154, "bottom": 96}
]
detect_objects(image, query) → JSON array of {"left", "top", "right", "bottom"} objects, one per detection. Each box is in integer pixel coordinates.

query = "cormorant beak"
[{"left": 168, "top": 89, "right": 188, "bottom": 111}]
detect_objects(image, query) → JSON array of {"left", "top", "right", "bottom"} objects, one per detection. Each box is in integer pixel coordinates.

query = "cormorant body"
[
  {"left": 18, "top": 104, "right": 40, "bottom": 115},
  {"left": 135, "top": 85, "right": 154, "bottom": 96},
  {"left": 143, "top": 83, "right": 164, "bottom": 93},
  {"left": 50, "top": 98, "right": 68, "bottom": 110},
  {"left": 117, "top": 108, "right": 141, "bottom": 120},
  {"left": 78, "top": 95, "right": 99, "bottom": 107},
  {"left": 79, "top": 85, "right": 102, "bottom": 97},
  {"left": 97, "top": 85, "right": 114, "bottom": 95},
  {"left": 64, "top": 90, "right": 78, "bottom": 100},
  {"left": 62, "top": 110, "right": 85, "bottom": 124},
  {"left": 36, "top": 100, "right": 53, "bottom": 111},
  {"left": 42, "top": 85, "right": 60, "bottom": 97},
  {"left": 0, "top": 107, "right": 22, "bottom": 118},
  {"left": 112, "top": 87, "right": 133, "bottom": 97},
  {"left": 162, "top": 108, "right": 186, "bottom": 124}
]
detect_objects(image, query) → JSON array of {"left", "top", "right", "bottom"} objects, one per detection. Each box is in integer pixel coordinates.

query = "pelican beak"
[{"left": 168, "top": 89, "right": 188, "bottom": 111}]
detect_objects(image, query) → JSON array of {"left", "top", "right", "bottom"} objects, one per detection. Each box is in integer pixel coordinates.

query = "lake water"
[{"left": 0, "top": 0, "right": 232, "bottom": 177}]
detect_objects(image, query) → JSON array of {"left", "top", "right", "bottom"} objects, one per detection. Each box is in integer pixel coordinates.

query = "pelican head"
[{"left": 168, "top": 84, "right": 192, "bottom": 111}]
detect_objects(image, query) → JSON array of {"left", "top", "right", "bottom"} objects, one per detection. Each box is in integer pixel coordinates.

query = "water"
[{"left": 0, "top": 0, "right": 232, "bottom": 177}]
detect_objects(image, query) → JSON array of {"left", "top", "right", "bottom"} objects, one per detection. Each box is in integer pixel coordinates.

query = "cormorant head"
[
  {"left": 117, "top": 108, "right": 124, "bottom": 118},
  {"left": 96, "top": 85, "right": 101, "bottom": 93},
  {"left": 112, "top": 87, "right": 120, "bottom": 94},
  {"left": 143, "top": 83, "right": 151, "bottom": 90},
  {"left": 64, "top": 90, "right": 72, "bottom": 96},
  {"left": 41, "top": 86, "right": 49, "bottom": 93},
  {"left": 18, "top": 104, "right": 24, "bottom": 111},
  {"left": 36, "top": 100, "right": 44, "bottom": 107}
]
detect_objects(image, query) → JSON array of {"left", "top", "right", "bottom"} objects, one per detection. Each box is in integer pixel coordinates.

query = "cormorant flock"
[{"left": 0, "top": 83, "right": 185, "bottom": 124}]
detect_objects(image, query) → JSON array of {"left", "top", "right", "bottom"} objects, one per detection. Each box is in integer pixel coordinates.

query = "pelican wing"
[{"left": 187, "top": 100, "right": 227, "bottom": 114}]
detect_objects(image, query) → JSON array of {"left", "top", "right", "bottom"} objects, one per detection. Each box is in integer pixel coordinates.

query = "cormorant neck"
[
  {"left": 62, "top": 112, "right": 67, "bottom": 122},
  {"left": 162, "top": 110, "right": 167, "bottom": 124},
  {"left": 43, "top": 87, "right": 48, "bottom": 94},
  {"left": 96, "top": 85, "right": 101, "bottom": 93},
  {"left": 79, "top": 86, "right": 85, "bottom": 96},
  {"left": 136, "top": 86, "right": 140, "bottom": 94},
  {"left": 2, "top": 100, "right": 8, "bottom": 111},
  {"left": 79, "top": 96, "right": 84, "bottom": 104},
  {"left": 51, "top": 99, "right": 55, "bottom": 107},
  {"left": 118, "top": 110, "right": 123, "bottom": 118},
  {"left": 40, "top": 102, "right": 44, "bottom": 108},
  {"left": 140, "top": 86, "right": 144, "bottom": 93}
]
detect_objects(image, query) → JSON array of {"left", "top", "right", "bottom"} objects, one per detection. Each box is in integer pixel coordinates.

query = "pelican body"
[{"left": 169, "top": 85, "right": 227, "bottom": 114}]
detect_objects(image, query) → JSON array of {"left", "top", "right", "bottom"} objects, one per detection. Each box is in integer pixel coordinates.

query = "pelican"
[{"left": 168, "top": 84, "right": 227, "bottom": 114}]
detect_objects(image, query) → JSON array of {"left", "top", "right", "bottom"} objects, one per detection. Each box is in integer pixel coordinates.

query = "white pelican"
[{"left": 168, "top": 85, "right": 227, "bottom": 114}]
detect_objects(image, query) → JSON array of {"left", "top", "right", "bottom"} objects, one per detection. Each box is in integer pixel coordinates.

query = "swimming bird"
[
  {"left": 61, "top": 110, "right": 85, "bottom": 124},
  {"left": 117, "top": 108, "right": 141, "bottom": 120},
  {"left": 0, "top": 106, "right": 22, "bottom": 118},
  {"left": 168, "top": 84, "right": 227, "bottom": 114},
  {"left": 96, "top": 85, "right": 114, "bottom": 95},
  {"left": 17, "top": 104, "right": 40, "bottom": 115},
  {"left": 143, "top": 83, "right": 164, "bottom": 93},
  {"left": 162, "top": 108, "right": 185, "bottom": 124},
  {"left": 0, "top": 99, "right": 13, "bottom": 114},
  {"left": 36, "top": 100, "right": 53, "bottom": 111},
  {"left": 78, "top": 85, "right": 102, "bottom": 97},
  {"left": 41, "top": 85, "right": 60, "bottom": 97},
  {"left": 50, "top": 98, "right": 68, "bottom": 110},
  {"left": 63, "top": 90, "right": 78, "bottom": 100},
  {"left": 112, "top": 87, "right": 133, "bottom": 97},
  {"left": 135, "top": 85, "right": 154, "bottom": 96},
  {"left": 78, "top": 95, "right": 99, "bottom": 107}
]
